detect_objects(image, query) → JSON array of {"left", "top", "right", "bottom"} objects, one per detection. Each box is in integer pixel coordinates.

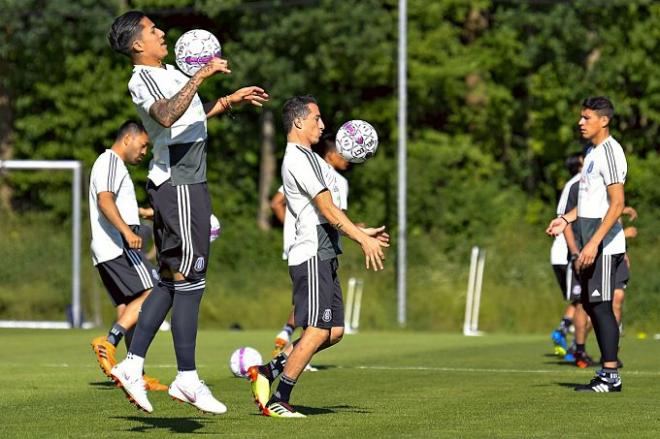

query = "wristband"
[{"left": 560, "top": 215, "right": 570, "bottom": 225}]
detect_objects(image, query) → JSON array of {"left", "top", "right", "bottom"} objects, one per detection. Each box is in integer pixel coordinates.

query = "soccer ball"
[
  {"left": 174, "top": 29, "right": 222, "bottom": 77},
  {"left": 229, "top": 347, "right": 262, "bottom": 378},
  {"left": 335, "top": 120, "right": 379, "bottom": 163},
  {"left": 209, "top": 214, "right": 221, "bottom": 243}
]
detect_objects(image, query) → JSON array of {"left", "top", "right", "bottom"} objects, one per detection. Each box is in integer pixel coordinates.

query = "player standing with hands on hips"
[
  {"left": 249, "top": 96, "right": 389, "bottom": 417},
  {"left": 107, "top": 10, "right": 268, "bottom": 414},
  {"left": 546, "top": 96, "right": 627, "bottom": 393}
]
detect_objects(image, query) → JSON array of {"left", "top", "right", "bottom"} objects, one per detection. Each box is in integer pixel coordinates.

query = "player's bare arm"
[
  {"left": 98, "top": 191, "right": 142, "bottom": 249},
  {"left": 313, "top": 189, "right": 388, "bottom": 271},
  {"left": 577, "top": 183, "right": 625, "bottom": 270},
  {"left": 150, "top": 58, "right": 230, "bottom": 127},
  {"left": 204, "top": 86, "right": 269, "bottom": 118},
  {"left": 545, "top": 207, "right": 577, "bottom": 236},
  {"left": 270, "top": 191, "right": 286, "bottom": 224}
]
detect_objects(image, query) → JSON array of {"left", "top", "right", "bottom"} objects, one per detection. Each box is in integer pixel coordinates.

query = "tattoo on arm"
[
  {"left": 332, "top": 222, "right": 343, "bottom": 230},
  {"left": 149, "top": 76, "right": 202, "bottom": 127}
]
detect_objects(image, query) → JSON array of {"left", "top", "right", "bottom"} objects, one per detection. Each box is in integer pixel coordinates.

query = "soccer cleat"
[
  {"left": 563, "top": 352, "right": 575, "bottom": 362},
  {"left": 110, "top": 362, "right": 153, "bottom": 413},
  {"left": 303, "top": 363, "right": 318, "bottom": 372},
  {"left": 168, "top": 378, "right": 227, "bottom": 414},
  {"left": 574, "top": 373, "right": 622, "bottom": 393},
  {"left": 574, "top": 351, "right": 594, "bottom": 369},
  {"left": 551, "top": 330, "right": 568, "bottom": 357},
  {"left": 272, "top": 330, "right": 290, "bottom": 357},
  {"left": 248, "top": 366, "right": 272, "bottom": 412},
  {"left": 91, "top": 335, "right": 117, "bottom": 378},
  {"left": 143, "top": 374, "right": 168, "bottom": 391},
  {"left": 263, "top": 400, "right": 306, "bottom": 418}
]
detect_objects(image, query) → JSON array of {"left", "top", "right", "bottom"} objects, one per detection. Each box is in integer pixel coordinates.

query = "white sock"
[
  {"left": 177, "top": 369, "right": 199, "bottom": 384},
  {"left": 125, "top": 352, "right": 145, "bottom": 375}
]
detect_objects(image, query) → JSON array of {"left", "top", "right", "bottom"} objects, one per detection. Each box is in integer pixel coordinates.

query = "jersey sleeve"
[
  {"left": 129, "top": 70, "right": 165, "bottom": 114},
  {"left": 92, "top": 154, "right": 125, "bottom": 195},
  {"left": 565, "top": 181, "right": 579, "bottom": 213},
  {"left": 338, "top": 176, "right": 349, "bottom": 210},
  {"left": 289, "top": 154, "right": 327, "bottom": 199},
  {"left": 602, "top": 143, "right": 627, "bottom": 185}
]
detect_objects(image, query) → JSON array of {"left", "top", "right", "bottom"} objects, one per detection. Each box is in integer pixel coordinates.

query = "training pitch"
[{"left": 1, "top": 329, "right": 658, "bottom": 438}]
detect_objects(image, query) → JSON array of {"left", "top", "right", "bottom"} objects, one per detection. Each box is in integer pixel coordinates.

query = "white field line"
[{"left": 29, "top": 363, "right": 660, "bottom": 377}]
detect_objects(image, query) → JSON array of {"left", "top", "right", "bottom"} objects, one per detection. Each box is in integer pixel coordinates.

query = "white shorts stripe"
[
  {"left": 177, "top": 185, "right": 194, "bottom": 276},
  {"left": 125, "top": 249, "right": 153, "bottom": 289}
]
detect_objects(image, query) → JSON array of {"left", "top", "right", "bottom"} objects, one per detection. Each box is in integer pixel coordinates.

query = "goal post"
[{"left": 0, "top": 160, "right": 84, "bottom": 328}]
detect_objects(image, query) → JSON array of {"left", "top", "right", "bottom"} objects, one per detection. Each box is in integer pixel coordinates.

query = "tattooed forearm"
[
  {"left": 332, "top": 222, "right": 343, "bottom": 231},
  {"left": 149, "top": 76, "right": 203, "bottom": 127}
]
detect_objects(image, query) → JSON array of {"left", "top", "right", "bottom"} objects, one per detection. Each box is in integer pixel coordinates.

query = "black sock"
[
  {"left": 271, "top": 374, "right": 297, "bottom": 404},
  {"left": 107, "top": 323, "right": 127, "bottom": 347},
  {"left": 268, "top": 352, "right": 288, "bottom": 381},
  {"left": 124, "top": 326, "right": 135, "bottom": 352},
  {"left": 559, "top": 318, "right": 572, "bottom": 334},
  {"left": 576, "top": 344, "right": 586, "bottom": 354},
  {"left": 284, "top": 324, "right": 295, "bottom": 336},
  {"left": 171, "top": 280, "right": 204, "bottom": 371}
]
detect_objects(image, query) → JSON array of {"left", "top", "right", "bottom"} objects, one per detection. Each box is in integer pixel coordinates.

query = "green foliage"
[{"left": 1, "top": 0, "right": 659, "bottom": 331}]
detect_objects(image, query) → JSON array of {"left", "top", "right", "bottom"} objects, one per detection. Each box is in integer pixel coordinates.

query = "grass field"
[{"left": 1, "top": 329, "right": 659, "bottom": 438}]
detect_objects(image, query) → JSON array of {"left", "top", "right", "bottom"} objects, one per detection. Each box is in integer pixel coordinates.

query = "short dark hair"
[
  {"left": 108, "top": 10, "right": 145, "bottom": 57},
  {"left": 312, "top": 133, "right": 336, "bottom": 157},
  {"left": 582, "top": 96, "right": 614, "bottom": 119},
  {"left": 115, "top": 120, "right": 146, "bottom": 142},
  {"left": 282, "top": 95, "right": 318, "bottom": 133},
  {"left": 565, "top": 152, "right": 584, "bottom": 176}
]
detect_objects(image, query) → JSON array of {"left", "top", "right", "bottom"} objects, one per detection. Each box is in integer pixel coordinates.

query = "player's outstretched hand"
[
  {"left": 360, "top": 225, "right": 390, "bottom": 246},
  {"left": 545, "top": 217, "right": 568, "bottom": 236},
  {"left": 622, "top": 206, "right": 638, "bottom": 221},
  {"left": 197, "top": 57, "right": 231, "bottom": 79},
  {"left": 123, "top": 230, "right": 142, "bottom": 250},
  {"left": 230, "top": 86, "right": 269, "bottom": 107},
  {"left": 360, "top": 235, "right": 387, "bottom": 272}
]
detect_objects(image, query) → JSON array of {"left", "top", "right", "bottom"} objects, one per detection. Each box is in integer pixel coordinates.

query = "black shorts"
[
  {"left": 614, "top": 256, "right": 629, "bottom": 290},
  {"left": 552, "top": 263, "right": 581, "bottom": 302},
  {"left": 97, "top": 249, "right": 158, "bottom": 306},
  {"left": 289, "top": 256, "right": 344, "bottom": 329},
  {"left": 579, "top": 252, "right": 625, "bottom": 304},
  {"left": 147, "top": 180, "right": 211, "bottom": 281}
]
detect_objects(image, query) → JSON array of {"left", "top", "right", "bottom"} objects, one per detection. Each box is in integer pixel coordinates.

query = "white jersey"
[
  {"left": 279, "top": 166, "right": 348, "bottom": 260},
  {"left": 551, "top": 173, "right": 581, "bottom": 265},
  {"left": 89, "top": 150, "right": 140, "bottom": 265},
  {"left": 577, "top": 136, "right": 627, "bottom": 255},
  {"left": 282, "top": 143, "right": 343, "bottom": 266},
  {"left": 128, "top": 64, "right": 207, "bottom": 185}
]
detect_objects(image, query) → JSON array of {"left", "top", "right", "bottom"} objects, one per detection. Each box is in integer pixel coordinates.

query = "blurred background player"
[
  {"left": 249, "top": 96, "right": 389, "bottom": 417},
  {"left": 546, "top": 96, "right": 627, "bottom": 392},
  {"left": 89, "top": 120, "right": 167, "bottom": 392},
  {"left": 270, "top": 133, "right": 350, "bottom": 368},
  {"left": 549, "top": 152, "right": 583, "bottom": 360},
  {"left": 107, "top": 10, "right": 267, "bottom": 414}
]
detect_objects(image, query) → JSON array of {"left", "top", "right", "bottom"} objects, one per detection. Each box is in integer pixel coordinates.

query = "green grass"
[{"left": 1, "top": 330, "right": 659, "bottom": 438}]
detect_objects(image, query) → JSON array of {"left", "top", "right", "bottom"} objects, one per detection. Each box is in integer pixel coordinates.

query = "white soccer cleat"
[
  {"left": 110, "top": 362, "right": 153, "bottom": 413},
  {"left": 303, "top": 363, "right": 318, "bottom": 372},
  {"left": 168, "top": 378, "right": 227, "bottom": 415}
]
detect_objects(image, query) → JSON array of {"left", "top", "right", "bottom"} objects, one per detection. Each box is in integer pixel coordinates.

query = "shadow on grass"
[
  {"left": 89, "top": 380, "right": 116, "bottom": 389},
  {"left": 113, "top": 416, "right": 214, "bottom": 434},
  {"left": 554, "top": 382, "right": 583, "bottom": 388},
  {"left": 296, "top": 404, "right": 372, "bottom": 416},
  {"left": 542, "top": 361, "right": 581, "bottom": 367}
]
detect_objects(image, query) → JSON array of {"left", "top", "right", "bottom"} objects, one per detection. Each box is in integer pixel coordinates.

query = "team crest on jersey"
[
  {"left": 194, "top": 257, "right": 205, "bottom": 272},
  {"left": 587, "top": 161, "right": 594, "bottom": 173},
  {"left": 322, "top": 309, "right": 332, "bottom": 322}
]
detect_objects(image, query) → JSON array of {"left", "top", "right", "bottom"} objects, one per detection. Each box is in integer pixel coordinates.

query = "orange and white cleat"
[
  {"left": 271, "top": 330, "right": 290, "bottom": 357},
  {"left": 91, "top": 335, "right": 117, "bottom": 378}
]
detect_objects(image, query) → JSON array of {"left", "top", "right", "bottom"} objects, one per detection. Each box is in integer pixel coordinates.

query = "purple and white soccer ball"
[
  {"left": 335, "top": 120, "right": 379, "bottom": 164},
  {"left": 209, "top": 214, "right": 221, "bottom": 243},
  {"left": 174, "top": 29, "right": 222, "bottom": 77},
  {"left": 229, "top": 347, "right": 262, "bottom": 378}
]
